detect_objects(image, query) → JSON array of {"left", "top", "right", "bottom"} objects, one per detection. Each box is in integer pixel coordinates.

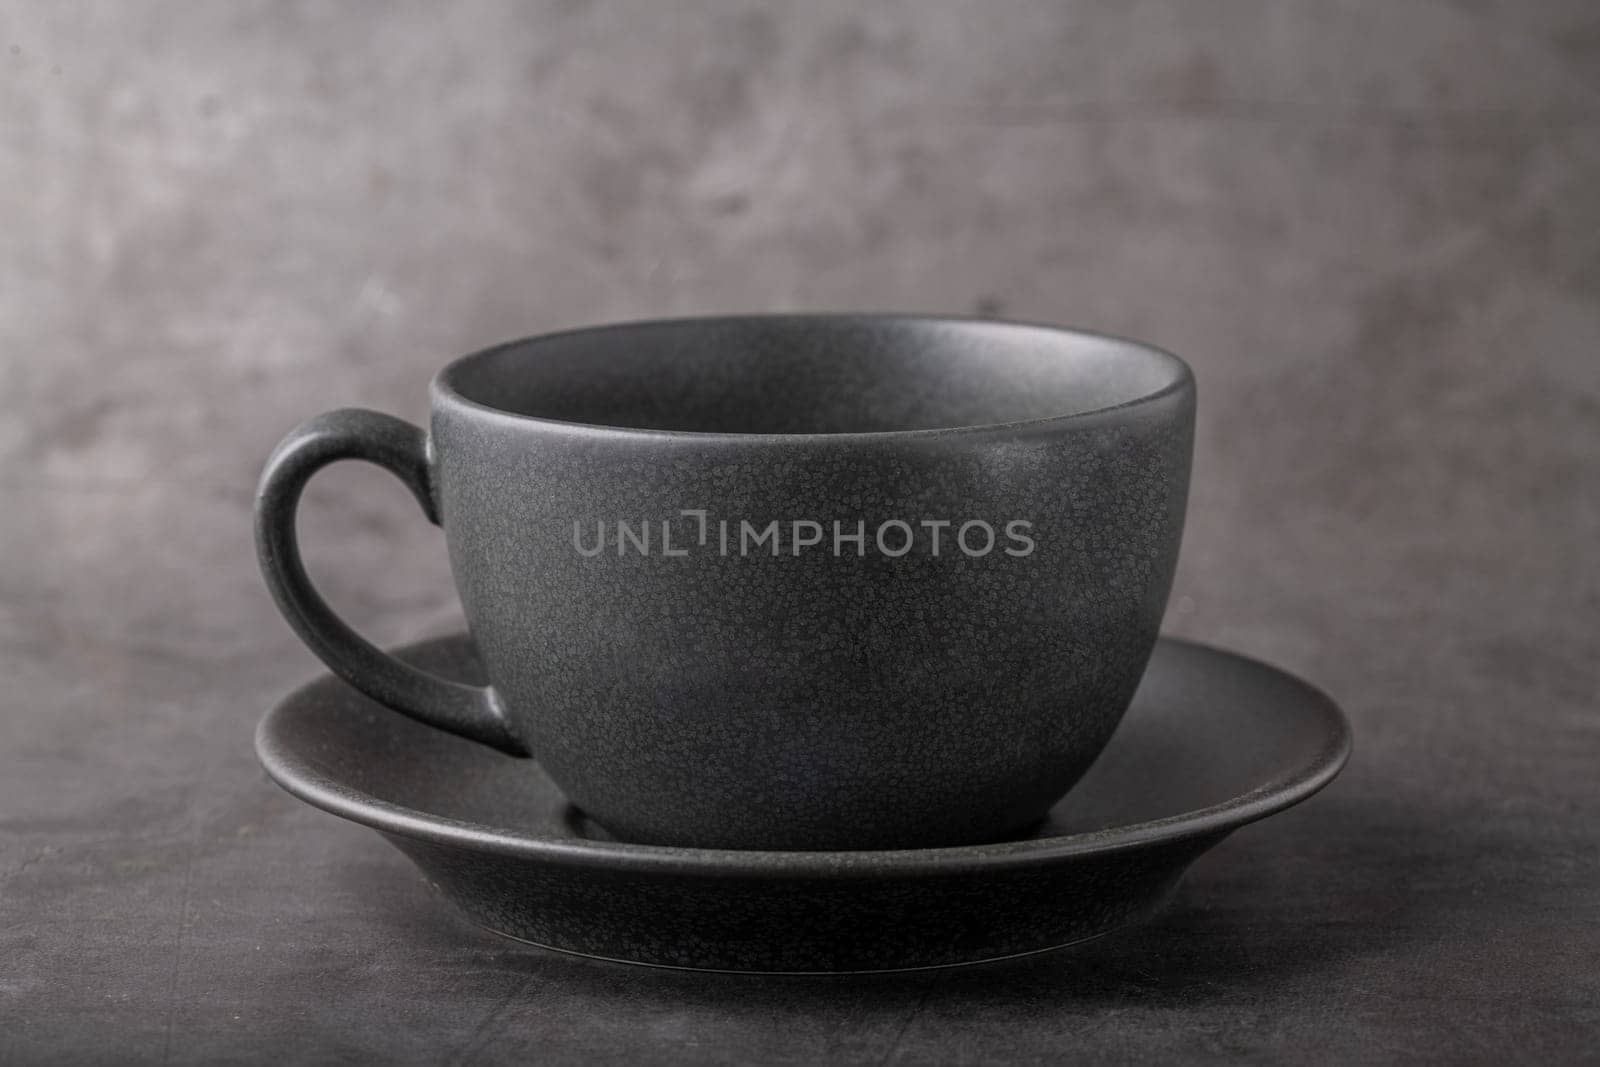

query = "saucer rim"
[{"left": 256, "top": 635, "right": 1351, "bottom": 879}]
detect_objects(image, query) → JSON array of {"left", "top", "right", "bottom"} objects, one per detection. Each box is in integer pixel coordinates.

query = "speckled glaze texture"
[
  {"left": 258, "top": 315, "right": 1195, "bottom": 849},
  {"left": 255, "top": 634, "right": 1350, "bottom": 972}
]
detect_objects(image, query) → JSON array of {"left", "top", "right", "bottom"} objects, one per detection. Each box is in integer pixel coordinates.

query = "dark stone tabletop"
[{"left": 2, "top": 2, "right": 1596, "bottom": 1062}]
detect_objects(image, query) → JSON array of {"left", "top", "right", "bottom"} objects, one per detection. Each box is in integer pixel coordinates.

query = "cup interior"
[{"left": 438, "top": 315, "right": 1187, "bottom": 436}]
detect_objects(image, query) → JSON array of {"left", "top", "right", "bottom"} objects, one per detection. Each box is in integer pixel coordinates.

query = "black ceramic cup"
[{"left": 256, "top": 315, "right": 1194, "bottom": 850}]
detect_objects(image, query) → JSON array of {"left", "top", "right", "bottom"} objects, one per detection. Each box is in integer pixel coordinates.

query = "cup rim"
[{"left": 430, "top": 313, "right": 1194, "bottom": 442}]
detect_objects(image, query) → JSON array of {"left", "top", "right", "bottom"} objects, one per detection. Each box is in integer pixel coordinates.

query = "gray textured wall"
[
  {"left": 9, "top": 0, "right": 1595, "bottom": 676},
  {"left": 3, "top": 1, "right": 1598, "bottom": 1058}
]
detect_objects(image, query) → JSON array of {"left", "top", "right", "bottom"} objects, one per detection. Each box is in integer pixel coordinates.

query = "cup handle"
[{"left": 254, "top": 408, "right": 528, "bottom": 756}]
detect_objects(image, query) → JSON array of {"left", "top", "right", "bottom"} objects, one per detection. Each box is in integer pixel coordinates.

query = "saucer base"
[{"left": 387, "top": 832, "right": 1217, "bottom": 972}]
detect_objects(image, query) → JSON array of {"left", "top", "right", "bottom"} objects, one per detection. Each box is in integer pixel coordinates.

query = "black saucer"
[{"left": 256, "top": 635, "right": 1350, "bottom": 972}]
